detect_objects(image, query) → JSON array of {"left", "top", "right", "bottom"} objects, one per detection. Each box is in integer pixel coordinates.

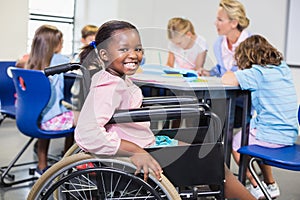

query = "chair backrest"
[
  {"left": 11, "top": 68, "right": 73, "bottom": 139},
  {"left": 0, "top": 61, "right": 16, "bottom": 114}
]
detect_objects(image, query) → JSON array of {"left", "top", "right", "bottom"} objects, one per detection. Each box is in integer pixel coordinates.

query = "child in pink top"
[
  {"left": 75, "top": 70, "right": 156, "bottom": 155},
  {"left": 75, "top": 20, "right": 164, "bottom": 181},
  {"left": 74, "top": 20, "right": 255, "bottom": 200}
]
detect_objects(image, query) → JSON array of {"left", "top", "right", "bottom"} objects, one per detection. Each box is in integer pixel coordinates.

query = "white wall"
[
  {"left": 115, "top": 0, "right": 287, "bottom": 65},
  {"left": 73, "top": 0, "right": 119, "bottom": 51},
  {"left": 0, "top": 0, "right": 289, "bottom": 62},
  {"left": 286, "top": 0, "right": 300, "bottom": 66},
  {"left": 0, "top": 0, "right": 28, "bottom": 60}
]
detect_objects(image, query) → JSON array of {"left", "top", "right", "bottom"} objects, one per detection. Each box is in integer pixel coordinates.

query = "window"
[{"left": 28, "top": 0, "right": 75, "bottom": 56}]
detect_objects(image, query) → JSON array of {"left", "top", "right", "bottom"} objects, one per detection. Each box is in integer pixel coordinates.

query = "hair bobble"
[
  {"left": 89, "top": 41, "right": 97, "bottom": 49},
  {"left": 89, "top": 40, "right": 103, "bottom": 70}
]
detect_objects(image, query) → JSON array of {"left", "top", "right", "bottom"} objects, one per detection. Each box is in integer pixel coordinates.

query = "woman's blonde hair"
[
  {"left": 167, "top": 17, "right": 195, "bottom": 39},
  {"left": 235, "top": 35, "right": 283, "bottom": 69},
  {"left": 220, "top": 0, "right": 250, "bottom": 31},
  {"left": 26, "top": 25, "right": 63, "bottom": 70}
]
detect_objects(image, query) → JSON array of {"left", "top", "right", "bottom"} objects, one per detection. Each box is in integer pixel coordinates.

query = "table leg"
[
  {"left": 223, "top": 96, "right": 233, "bottom": 167},
  {"left": 238, "top": 90, "right": 251, "bottom": 184}
]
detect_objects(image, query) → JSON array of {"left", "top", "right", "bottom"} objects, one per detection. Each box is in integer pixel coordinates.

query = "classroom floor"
[{"left": 0, "top": 118, "right": 300, "bottom": 200}]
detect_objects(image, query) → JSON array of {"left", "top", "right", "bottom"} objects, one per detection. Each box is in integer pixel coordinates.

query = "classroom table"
[{"left": 130, "top": 73, "right": 251, "bottom": 184}]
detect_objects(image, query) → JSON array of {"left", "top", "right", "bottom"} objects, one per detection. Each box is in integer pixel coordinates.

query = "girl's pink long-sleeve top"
[{"left": 75, "top": 70, "right": 155, "bottom": 155}]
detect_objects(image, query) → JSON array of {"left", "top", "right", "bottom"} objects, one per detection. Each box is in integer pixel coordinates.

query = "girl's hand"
[
  {"left": 118, "top": 140, "right": 163, "bottom": 181},
  {"left": 130, "top": 151, "right": 163, "bottom": 181},
  {"left": 197, "top": 68, "right": 210, "bottom": 76}
]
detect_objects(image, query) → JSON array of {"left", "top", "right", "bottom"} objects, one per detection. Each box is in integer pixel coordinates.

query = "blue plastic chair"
[
  {"left": 238, "top": 106, "right": 300, "bottom": 200},
  {"left": 0, "top": 61, "right": 16, "bottom": 125},
  {"left": 0, "top": 68, "right": 74, "bottom": 187}
]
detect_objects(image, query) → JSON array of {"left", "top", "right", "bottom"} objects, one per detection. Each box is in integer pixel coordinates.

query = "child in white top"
[{"left": 166, "top": 17, "right": 208, "bottom": 76}]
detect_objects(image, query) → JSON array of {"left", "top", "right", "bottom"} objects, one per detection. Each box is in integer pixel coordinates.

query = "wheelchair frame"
[
  {"left": 27, "top": 103, "right": 225, "bottom": 200},
  {"left": 27, "top": 63, "right": 225, "bottom": 200}
]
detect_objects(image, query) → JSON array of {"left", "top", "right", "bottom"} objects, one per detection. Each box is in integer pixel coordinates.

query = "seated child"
[{"left": 222, "top": 34, "right": 299, "bottom": 199}]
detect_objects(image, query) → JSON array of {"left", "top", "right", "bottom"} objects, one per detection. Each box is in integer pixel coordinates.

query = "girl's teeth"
[{"left": 125, "top": 63, "right": 136, "bottom": 69}]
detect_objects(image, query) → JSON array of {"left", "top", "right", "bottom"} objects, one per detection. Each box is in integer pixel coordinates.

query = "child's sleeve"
[
  {"left": 234, "top": 68, "right": 260, "bottom": 91},
  {"left": 74, "top": 78, "right": 124, "bottom": 155}
]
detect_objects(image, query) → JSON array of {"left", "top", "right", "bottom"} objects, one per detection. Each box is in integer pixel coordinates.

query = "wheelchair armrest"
[
  {"left": 142, "top": 96, "right": 198, "bottom": 106},
  {"left": 108, "top": 104, "right": 206, "bottom": 124},
  {"left": 142, "top": 96, "right": 211, "bottom": 111}
]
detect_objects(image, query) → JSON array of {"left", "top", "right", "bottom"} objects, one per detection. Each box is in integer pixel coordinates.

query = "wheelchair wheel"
[{"left": 28, "top": 153, "right": 181, "bottom": 200}]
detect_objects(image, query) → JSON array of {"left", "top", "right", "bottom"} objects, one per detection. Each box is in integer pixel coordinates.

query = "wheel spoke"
[{"left": 28, "top": 155, "right": 178, "bottom": 200}]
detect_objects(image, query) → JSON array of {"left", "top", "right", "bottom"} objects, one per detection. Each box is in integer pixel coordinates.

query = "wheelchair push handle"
[{"left": 44, "top": 63, "right": 82, "bottom": 76}]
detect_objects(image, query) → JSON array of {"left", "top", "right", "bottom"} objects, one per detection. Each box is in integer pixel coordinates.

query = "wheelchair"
[{"left": 27, "top": 63, "right": 225, "bottom": 200}]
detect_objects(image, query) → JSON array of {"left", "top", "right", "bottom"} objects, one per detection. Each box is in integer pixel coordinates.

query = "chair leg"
[
  {"left": 248, "top": 157, "right": 272, "bottom": 200},
  {"left": 0, "top": 114, "right": 6, "bottom": 126},
  {"left": 0, "top": 137, "right": 38, "bottom": 187}
]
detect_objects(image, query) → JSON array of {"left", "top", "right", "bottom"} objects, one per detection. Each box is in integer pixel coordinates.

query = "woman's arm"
[{"left": 221, "top": 71, "right": 240, "bottom": 86}]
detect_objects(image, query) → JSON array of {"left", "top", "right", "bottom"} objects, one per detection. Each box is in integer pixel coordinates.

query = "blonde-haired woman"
[
  {"left": 209, "top": 0, "right": 250, "bottom": 77},
  {"left": 166, "top": 17, "right": 208, "bottom": 76}
]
